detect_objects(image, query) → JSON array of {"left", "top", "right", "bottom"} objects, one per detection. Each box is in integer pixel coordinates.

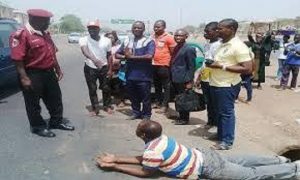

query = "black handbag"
[{"left": 175, "top": 89, "right": 206, "bottom": 112}]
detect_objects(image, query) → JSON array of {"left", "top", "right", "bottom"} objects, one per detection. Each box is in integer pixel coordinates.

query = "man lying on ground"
[{"left": 96, "top": 120, "right": 300, "bottom": 179}]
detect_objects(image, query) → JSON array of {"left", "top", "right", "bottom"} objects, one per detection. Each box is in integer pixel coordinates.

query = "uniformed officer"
[{"left": 10, "top": 9, "right": 74, "bottom": 137}]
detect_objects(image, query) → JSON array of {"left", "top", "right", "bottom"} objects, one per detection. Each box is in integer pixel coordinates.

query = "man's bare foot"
[
  {"left": 117, "top": 101, "right": 126, "bottom": 108},
  {"left": 89, "top": 111, "right": 99, "bottom": 117},
  {"left": 105, "top": 107, "right": 114, "bottom": 114}
]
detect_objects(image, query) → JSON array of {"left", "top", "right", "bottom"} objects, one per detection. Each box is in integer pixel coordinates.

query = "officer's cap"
[{"left": 27, "top": 9, "right": 53, "bottom": 18}]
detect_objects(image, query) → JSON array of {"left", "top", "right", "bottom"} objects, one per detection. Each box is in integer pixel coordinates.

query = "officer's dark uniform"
[{"left": 9, "top": 9, "right": 74, "bottom": 137}]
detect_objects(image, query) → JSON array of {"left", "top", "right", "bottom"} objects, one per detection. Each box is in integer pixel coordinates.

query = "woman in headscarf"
[{"left": 247, "top": 31, "right": 271, "bottom": 89}]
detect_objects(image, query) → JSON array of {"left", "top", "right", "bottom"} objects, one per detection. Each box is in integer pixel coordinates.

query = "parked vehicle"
[
  {"left": 67, "top": 32, "right": 81, "bottom": 43},
  {"left": 0, "top": 18, "right": 20, "bottom": 95}
]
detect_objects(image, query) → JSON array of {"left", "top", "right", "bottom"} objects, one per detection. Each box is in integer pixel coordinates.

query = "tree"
[{"left": 59, "top": 14, "right": 85, "bottom": 33}]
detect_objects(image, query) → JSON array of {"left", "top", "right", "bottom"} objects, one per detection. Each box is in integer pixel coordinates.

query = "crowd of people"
[{"left": 9, "top": 8, "right": 300, "bottom": 179}]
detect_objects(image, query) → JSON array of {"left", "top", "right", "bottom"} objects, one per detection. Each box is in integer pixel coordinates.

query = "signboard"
[{"left": 111, "top": 19, "right": 135, "bottom": 24}]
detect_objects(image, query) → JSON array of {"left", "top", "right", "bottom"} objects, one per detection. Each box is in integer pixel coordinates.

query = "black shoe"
[
  {"left": 174, "top": 120, "right": 189, "bottom": 125},
  {"left": 31, "top": 128, "right": 56, "bottom": 138},
  {"left": 126, "top": 115, "right": 141, "bottom": 120},
  {"left": 50, "top": 123, "right": 75, "bottom": 131}
]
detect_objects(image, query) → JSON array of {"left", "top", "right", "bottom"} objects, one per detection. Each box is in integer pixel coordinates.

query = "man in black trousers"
[
  {"left": 10, "top": 9, "right": 74, "bottom": 137},
  {"left": 171, "top": 29, "right": 196, "bottom": 125}
]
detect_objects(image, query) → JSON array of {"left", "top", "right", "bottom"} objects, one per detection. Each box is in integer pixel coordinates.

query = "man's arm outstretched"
[{"left": 95, "top": 153, "right": 157, "bottom": 178}]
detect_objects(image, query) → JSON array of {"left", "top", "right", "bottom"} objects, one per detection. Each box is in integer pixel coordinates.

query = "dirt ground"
[{"left": 150, "top": 51, "right": 300, "bottom": 158}]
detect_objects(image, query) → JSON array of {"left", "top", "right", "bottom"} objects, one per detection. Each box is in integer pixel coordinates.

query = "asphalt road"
[{"left": 0, "top": 35, "right": 145, "bottom": 180}]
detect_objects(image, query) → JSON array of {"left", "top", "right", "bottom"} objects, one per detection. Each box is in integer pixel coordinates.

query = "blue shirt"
[
  {"left": 117, "top": 36, "right": 155, "bottom": 81},
  {"left": 286, "top": 52, "right": 300, "bottom": 66}
]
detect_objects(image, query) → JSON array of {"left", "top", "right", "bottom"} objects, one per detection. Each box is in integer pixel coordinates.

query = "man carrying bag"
[{"left": 171, "top": 29, "right": 197, "bottom": 125}]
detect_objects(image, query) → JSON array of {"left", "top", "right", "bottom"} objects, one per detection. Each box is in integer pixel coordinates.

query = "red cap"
[
  {"left": 27, "top": 9, "right": 53, "bottom": 18},
  {"left": 87, "top": 20, "right": 100, "bottom": 28}
]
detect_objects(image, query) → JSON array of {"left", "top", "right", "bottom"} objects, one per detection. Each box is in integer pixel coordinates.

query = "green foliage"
[{"left": 59, "top": 14, "right": 85, "bottom": 33}]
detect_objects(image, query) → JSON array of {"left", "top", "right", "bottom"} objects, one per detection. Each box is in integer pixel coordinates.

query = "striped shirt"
[{"left": 142, "top": 135, "right": 204, "bottom": 179}]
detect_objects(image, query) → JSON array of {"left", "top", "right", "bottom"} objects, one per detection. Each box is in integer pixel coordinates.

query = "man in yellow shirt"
[{"left": 207, "top": 19, "right": 252, "bottom": 150}]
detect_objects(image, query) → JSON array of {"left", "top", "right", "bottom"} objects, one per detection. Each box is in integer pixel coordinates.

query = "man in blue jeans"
[
  {"left": 97, "top": 120, "right": 300, "bottom": 180},
  {"left": 207, "top": 19, "right": 253, "bottom": 150}
]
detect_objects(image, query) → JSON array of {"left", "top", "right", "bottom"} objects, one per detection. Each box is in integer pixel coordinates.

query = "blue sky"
[{"left": 5, "top": 0, "right": 300, "bottom": 30}]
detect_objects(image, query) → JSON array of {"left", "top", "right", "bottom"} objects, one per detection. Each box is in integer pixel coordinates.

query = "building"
[
  {"left": 0, "top": 2, "right": 14, "bottom": 18},
  {"left": 13, "top": 10, "right": 28, "bottom": 24}
]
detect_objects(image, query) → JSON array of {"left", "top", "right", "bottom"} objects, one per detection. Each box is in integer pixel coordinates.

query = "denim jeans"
[
  {"left": 241, "top": 75, "right": 253, "bottom": 101},
  {"left": 277, "top": 59, "right": 285, "bottom": 79},
  {"left": 199, "top": 148, "right": 298, "bottom": 180},
  {"left": 280, "top": 64, "right": 300, "bottom": 88},
  {"left": 210, "top": 83, "right": 241, "bottom": 145},
  {"left": 201, "top": 81, "right": 216, "bottom": 126}
]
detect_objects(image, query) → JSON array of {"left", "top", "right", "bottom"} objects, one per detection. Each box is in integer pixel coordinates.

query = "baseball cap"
[{"left": 87, "top": 20, "right": 100, "bottom": 28}]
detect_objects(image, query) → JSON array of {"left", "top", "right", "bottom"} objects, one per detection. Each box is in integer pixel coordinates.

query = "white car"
[{"left": 67, "top": 32, "right": 81, "bottom": 43}]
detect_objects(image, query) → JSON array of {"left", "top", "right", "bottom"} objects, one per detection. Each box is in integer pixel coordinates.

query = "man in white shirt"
[
  {"left": 276, "top": 35, "right": 290, "bottom": 80},
  {"left": 79, "top": 20, "right": 113, "bottom": 116}
]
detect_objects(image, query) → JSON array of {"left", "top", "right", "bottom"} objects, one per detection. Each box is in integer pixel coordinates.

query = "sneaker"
[
  {"left": 174, "top": 120, "right": 189, "bottom": 125},
  {"left": 213, "top": 142, "right": 232, "bottom": 150},
  {"left": 207, "top": 126, "right": 218, "bottom": 134}
]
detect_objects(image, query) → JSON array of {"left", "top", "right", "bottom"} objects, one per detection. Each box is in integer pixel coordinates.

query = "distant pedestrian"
[
  {"left": 280, "top": 34, "right": 300, "bottom": 90},
  {"left": 276, "top": 35, "right": 291, "bottom": 80},
  {"left": 248, "top": 31, "right": 271, "bottom": 89},
  {"left": 10, "top": 9, "right": 74, "bottom": 137}
]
